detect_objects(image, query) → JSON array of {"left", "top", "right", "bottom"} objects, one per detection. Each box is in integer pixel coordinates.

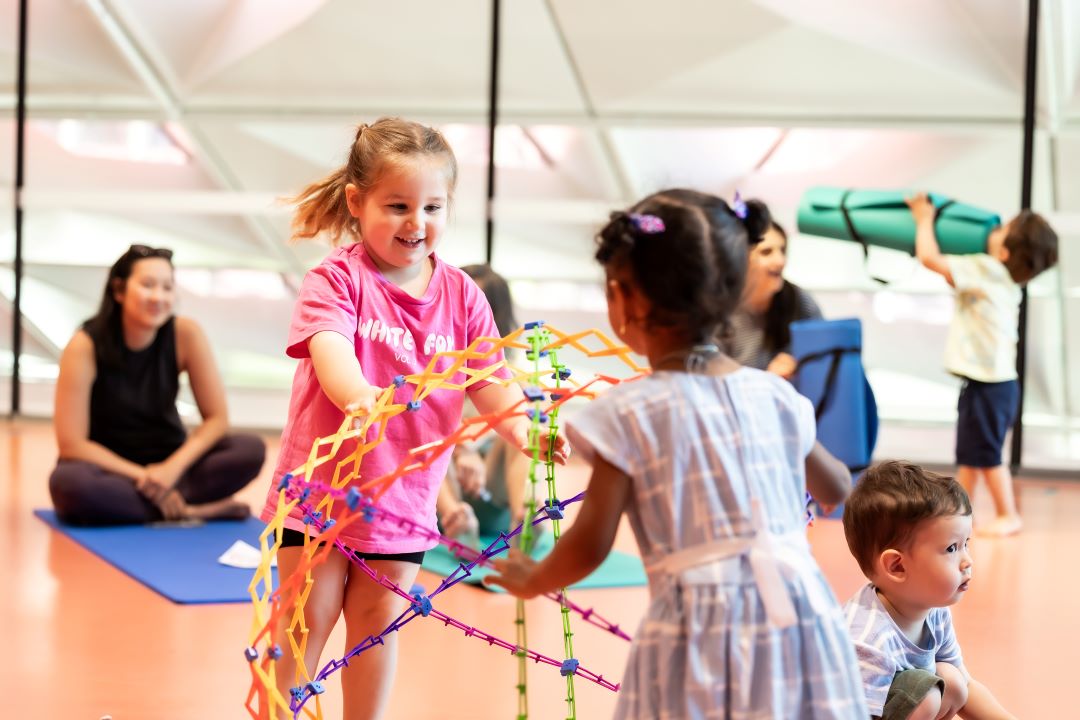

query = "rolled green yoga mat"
[{"left": 796, "top": 187, "right": 1000, "bottom": 255}]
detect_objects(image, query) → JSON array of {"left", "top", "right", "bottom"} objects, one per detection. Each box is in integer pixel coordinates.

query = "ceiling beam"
[
  {"left": 1, "top": 95, "right": 1043, "bottom": 133},
  {"left": 6, "top": 188, "right": 616, "bottom": 224},
  {"left": 542, "top": 0, "right": 634, "bottom": 202},
  {"left": 82, "top": 0, "right": 306, "bottom": 281}
]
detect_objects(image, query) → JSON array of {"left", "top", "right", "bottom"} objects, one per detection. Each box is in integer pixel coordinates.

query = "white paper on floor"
[{"left": 218, "top": 539, "right": 276, "bottom": 569}]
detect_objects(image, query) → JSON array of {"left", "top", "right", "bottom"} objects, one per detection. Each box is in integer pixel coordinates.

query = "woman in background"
[
  {"left": 727, "top": 202, "right": 822, "bottom": 378},
  {"left": 50, "top": 244, "right": 265, "bottom": 525}
]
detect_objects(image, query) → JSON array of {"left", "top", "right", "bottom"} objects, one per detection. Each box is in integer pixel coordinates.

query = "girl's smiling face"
[{"left": 347, "top": 156, "right": 451, "bottom": 282}]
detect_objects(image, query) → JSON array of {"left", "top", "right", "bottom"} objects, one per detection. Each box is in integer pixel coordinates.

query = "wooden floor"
[{"left": 3, "top": 417, "right": 1073, "bottom": 718}]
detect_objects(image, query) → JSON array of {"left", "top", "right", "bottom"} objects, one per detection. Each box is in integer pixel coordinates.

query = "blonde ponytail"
[{"left": 289, "top": 167, "right": 354, "bottom": 246}]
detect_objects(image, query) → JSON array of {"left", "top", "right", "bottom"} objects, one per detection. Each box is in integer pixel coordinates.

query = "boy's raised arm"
[{"left": 907, "top": 193, "right": 955, "bottom": 286}]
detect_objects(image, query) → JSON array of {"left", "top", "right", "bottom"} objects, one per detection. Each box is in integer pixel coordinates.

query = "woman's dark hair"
[
  {"left": 595, "top": 189, "right": 768, "bottom": 345},
  {"left": 461, "top": 264, "right": 517, "bottom": 337},
  {"left": 751, "top": 217, "right": 803, "bottom": 355},
  {"left": 84, "top": 245, "right": 174, "bottom": 369}
]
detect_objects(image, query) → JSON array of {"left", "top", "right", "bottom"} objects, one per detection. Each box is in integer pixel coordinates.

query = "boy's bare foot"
[
  {"left": 187, "top": 498, "right": 251, "bottom": 521},
  {"left": 976, "top": 514, "right": 1023, "bottom": 537}
]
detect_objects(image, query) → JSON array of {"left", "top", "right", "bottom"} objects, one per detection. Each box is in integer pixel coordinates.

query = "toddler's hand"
[
  {"left": 905, "top": 192, "right": 935, "bottom": 224},
  {"left": 484, "top": 548, "right": 540, "bottom": 598}
]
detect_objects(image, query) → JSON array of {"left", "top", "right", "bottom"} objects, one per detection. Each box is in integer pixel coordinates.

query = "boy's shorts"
[
  {"left": 956, "top": 377, "right": 1018, "bottom": 468},
  {"left": 882, "top": 668, "right": 945, "bottom": 720}
]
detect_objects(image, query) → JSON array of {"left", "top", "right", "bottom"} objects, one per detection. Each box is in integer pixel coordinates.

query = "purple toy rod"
[{"left": 276, "top": 483, "right": 626, "bottom": 716}]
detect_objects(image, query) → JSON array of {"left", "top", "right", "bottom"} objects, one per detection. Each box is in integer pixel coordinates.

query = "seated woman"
[
  {"left": 50, "top": 244, "right": 266, "bottom": 525},
  {"left": 727, "top": 203, "right": 822, "bottom": 378}
]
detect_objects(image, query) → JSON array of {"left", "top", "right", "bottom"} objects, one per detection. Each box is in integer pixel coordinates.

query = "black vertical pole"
[
  {"left": 12, "top": 0, "right": 29, "bottom": 416},
  {"left": 484, "top": 0, "right": 501, "bottom": 265},
  {"left": 1010, "top": 0, "right": 1039, "bottom": 472}
]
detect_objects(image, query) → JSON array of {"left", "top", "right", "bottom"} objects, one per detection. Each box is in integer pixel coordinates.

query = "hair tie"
[
  {"left": 731, "top": 191, "right": 748, "bottom": 220},
  {"left": 628, "top": 213, "right": 665, "bottom": 234}
]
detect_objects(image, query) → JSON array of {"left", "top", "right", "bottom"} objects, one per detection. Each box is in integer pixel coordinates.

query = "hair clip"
[
  {"left": 731, "top": 191, "right": 748, "bottom": 220},
  {"left": 628, "top": 213, "right": 665, "bottom": 234}
]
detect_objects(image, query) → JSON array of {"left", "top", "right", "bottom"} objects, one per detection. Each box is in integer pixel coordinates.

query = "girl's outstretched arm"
[
  {"left": 308, "top": 331, "right": 383, "bottom": 413},
  {"left": 805, "top": 440, "right": 851, "bottom": 509},
  {"left": 484, "top": 455, "right": 631, "bottom": 598}
]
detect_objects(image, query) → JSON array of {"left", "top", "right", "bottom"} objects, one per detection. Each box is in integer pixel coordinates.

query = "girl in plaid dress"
[{"left": 488, "top": 189, "right": 867, "bottom": 719}]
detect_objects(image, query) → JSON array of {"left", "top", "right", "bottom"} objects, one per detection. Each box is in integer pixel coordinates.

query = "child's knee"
[
  {"left": 934, "top": 662, "right": 968, "bottom": 716},
  {"left": 908, "top": 688, "right": 941, "bottom": 720},
  {"left": 883, "top": 669, "right": 943, "bottom": 720}
]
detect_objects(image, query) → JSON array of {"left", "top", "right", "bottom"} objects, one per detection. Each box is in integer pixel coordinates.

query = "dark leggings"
[{"left": 49, "top": 433, "right": 266, "bottom": 526}]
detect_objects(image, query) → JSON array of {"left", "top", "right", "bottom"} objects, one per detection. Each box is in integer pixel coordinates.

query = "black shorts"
[
  {"left": 956, "top": 378, "right": 1018, "bottom": 468},
  {"left": 275, "top": 527, "right": 425, "bottom": 564}
]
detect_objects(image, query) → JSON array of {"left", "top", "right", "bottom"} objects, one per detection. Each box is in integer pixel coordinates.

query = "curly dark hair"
[{"left": 595, "top": 189, "right": 769, "bottom": 345}]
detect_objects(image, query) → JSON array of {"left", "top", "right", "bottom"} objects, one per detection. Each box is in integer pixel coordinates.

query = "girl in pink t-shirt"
[{"left": 263, "top": 117, "right": 567, "bottom": 719}]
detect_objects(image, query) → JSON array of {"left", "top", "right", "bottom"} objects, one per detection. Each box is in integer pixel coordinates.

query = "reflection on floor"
[{"left": 3, "top": 419, "right": 1072, "bottom": 718}]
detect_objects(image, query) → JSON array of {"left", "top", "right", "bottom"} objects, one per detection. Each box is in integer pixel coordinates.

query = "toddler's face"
[{"left": 899, "top": 513, "right": 974, "bottom": 610}]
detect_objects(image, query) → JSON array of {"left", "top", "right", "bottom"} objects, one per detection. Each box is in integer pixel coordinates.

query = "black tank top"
[{"left": 86, "top": 317, "right": 187, "bottom": 465}]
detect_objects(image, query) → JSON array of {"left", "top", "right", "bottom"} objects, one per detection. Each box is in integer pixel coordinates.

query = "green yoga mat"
[
  {"left": 796, "top": 187, "right": 999, "bottom": 255},
  {"left": 421, "top": 531, "right": 646, "bottom": 592}
]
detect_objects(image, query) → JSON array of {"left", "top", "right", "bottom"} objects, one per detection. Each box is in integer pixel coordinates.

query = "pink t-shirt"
[{"left": 260, "top": 243, "right": 507, "bottom": 553}]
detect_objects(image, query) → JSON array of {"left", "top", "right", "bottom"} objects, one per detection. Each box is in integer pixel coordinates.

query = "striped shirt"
[
  {"left": 727, "top": 283, "right": 822, "bottom": 370},
  {"left": 843, "top": 583, "right": 966, "bottom": 716}
]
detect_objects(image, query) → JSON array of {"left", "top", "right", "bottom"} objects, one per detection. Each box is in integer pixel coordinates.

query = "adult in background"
[
  {"left": 727, "top": 200, "right": 822, "bottom": 378},
  {"left": 436, "top": 264, "right": 531, "bottom": 542},
  {"left": 50, "top": 244, "right": 265, "bottom": 525}
]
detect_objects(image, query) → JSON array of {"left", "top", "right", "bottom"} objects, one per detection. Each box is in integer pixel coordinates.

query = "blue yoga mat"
[
  {"left": 34, "top": 509, "right": 276, "bottom": 605},
  {"left": 421, "top": 531, "right": 646, "bottom": 592}
]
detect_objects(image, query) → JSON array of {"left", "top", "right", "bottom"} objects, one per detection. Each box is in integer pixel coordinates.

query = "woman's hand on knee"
[
  {"left": 135, "top": 472, "right": 188, "bottom": 520},
  {"left": 145, "top": 461, "right": 182, "bottom": 489}
]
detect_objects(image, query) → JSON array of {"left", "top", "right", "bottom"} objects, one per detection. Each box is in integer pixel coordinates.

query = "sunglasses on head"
[{"left": 129, "top": 244, "right": 174, "bottom": 260}]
